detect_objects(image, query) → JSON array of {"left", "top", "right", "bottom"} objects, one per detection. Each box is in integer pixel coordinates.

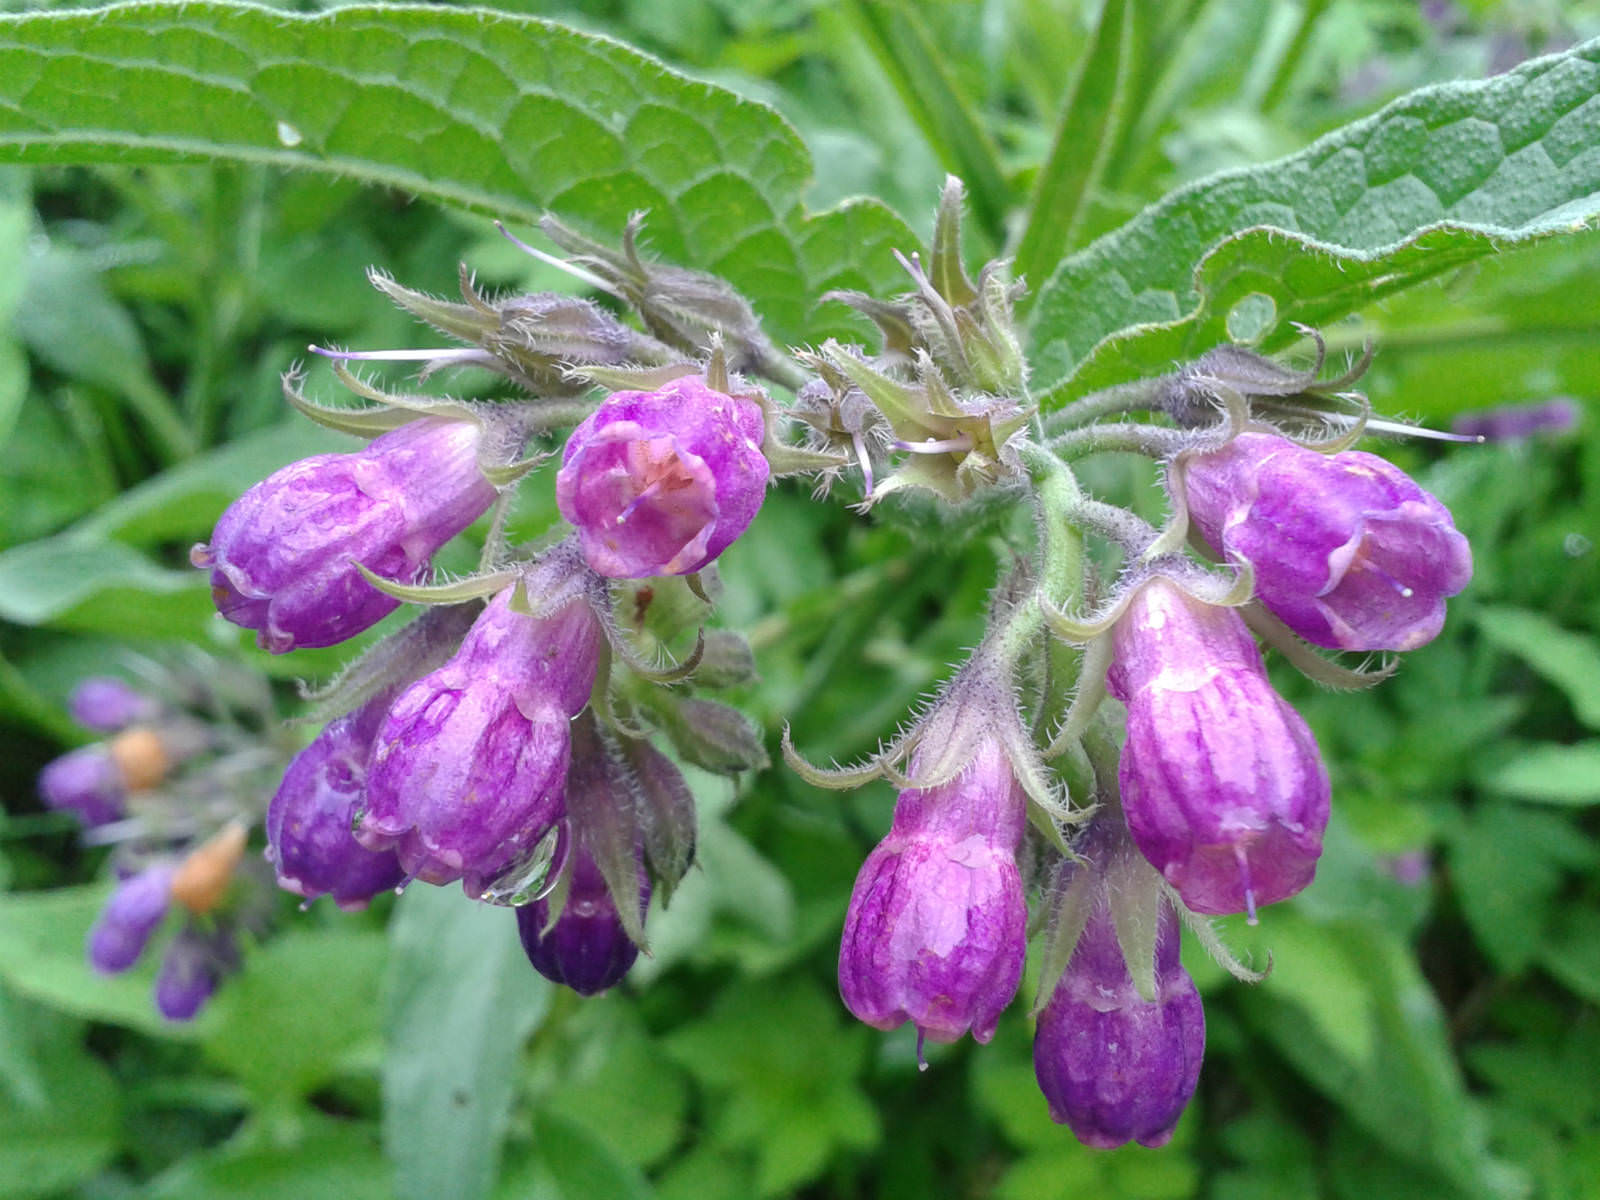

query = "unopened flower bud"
[
  {"left": 70, "top": 677, "right": 157, "bottom": 732},
  {"left": 1034, "top": 898, "right": 1204, "bottom": 1148},
  {"left": 1182, "top": 432, "right": 1472, "bottom": 651},
  {"left": 839, "top": 738, "right": 1028, "bottom": 1045},
  {"left": 1108, "top": 579, "right": 1330, "bottom": 917},
  {"left": 359, "top": 585, "right": 603, "bottom": 898},
  {"left": 169, "top": 822, "right": 249, "bottom": 915},
  {"left": 88, "top": 865, "right": 175, "bottom": 974},
  {"left": 154, "top": 928, "right": 229, "bottom": 1022},
  {"left": 108, "top": 727, "right": 171, "bottom": 792},
  {"left": 267, "top": 696, "right": 406, "bottom": 910},
  {"left": 192, "top": 417, "right": 498, "bottom": 652},
  {"left": 556, "top": 377, "right": 769, "bottom": 578},
  {"left": 38, "top": 746, "right": 124, "bottom": 827},
  {"left": 517, "top": 834, "right": 648, "bottom": 996}
]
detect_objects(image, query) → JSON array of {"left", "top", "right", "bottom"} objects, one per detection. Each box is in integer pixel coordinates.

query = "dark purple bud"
[
  {"left": 1183, "top": 432, "right": 1472, "bottom": 651},
  {"left": 1451, "top": 398, "right": 1579, "bottom": 443},
  {"left": 1034, "top": 899, "right": 1204, "bottom": 1149},
  {"left": 154, "top": 928, "right": 228, "bottom": 1022},
  {"left": 87, "top": 865, "right": 175, "bottom": 973},
  {"left": 838, "top": 738, "right": 1028, "bottom": 1045},
  {"left": 38, "top": 745, "right": 125, "bottom": 827},
  {"left": 556, "top": 377, "right": 769, "bottom": 578},
  {"left": 191, "top": 417, "right": 498, "bottom": 653},
  {"left": 266, "top": 695, "right": 406, "bottom": 911},
  {"left": 69, "top": 677, "right": 158, "bottom": 732},
  {"left": 1108, "top": 580, "right": 1330, "bottom": 917},
  {"left": 359, "top": 586, "right": 603, "bottom": 898},
  {"left": 517, "top": 834, "right": 649, "bottom": 996}
]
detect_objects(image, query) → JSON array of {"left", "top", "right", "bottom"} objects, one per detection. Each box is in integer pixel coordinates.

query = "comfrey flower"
[
  {"left": 1034, "top": 894, "right": 1204, "bottom": 1148},
  {"left": 266, "top": 693, "right": 406, "bottom": 911},
  {"left": 1181, "top": 432, "right": 1472, "bottom": 651},
  {"left": 38, "top": 745, "right": 125, "bottom": 827},
  {"left": 70, "top": 676, "right": 158, "bottom": 733},
  {"left": 155, "top": 927, "right": 232, "bottom": 1022},
  {"left": 838, "top": 737, "right": 1028, "bottom": 1047},
  {"left": 556, "top": 376, "right": 769, "bottom": 578},
  {"left": 88, "top": 864, "right": 176, "bottom": 974},
  {"left": 359, "top": 583, "right": 603, "bottom": 898},
  {"left": 1107, "top": 578, "right": 1330, "bottom": 918},
  {"left": 517, "top": 834, "right": 648, "bottom": 995},
  {"left": 192, "top": 416, "right": 498, "bottom": 652}
]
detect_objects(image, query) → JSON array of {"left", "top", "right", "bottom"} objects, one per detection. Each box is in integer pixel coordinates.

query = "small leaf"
[
  {"left": 1476, "top": 606, "right": 1600, "bottom": 730},
  {"left": 1479, "top": 742, "right": 1600, "bottom": 806},
  {"left": 1029, "top": 39, "right": 1600, "bottom": 402}
]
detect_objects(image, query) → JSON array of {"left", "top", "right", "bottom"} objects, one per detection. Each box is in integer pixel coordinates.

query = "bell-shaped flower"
[
  {"left": 87, "top": 864, "right": 175, "bottom": 974},
  {"left": 38, "top": 745, "right": 125, "bottom": 827},
  {"left": 838, "top": 737, "right": 1028, "bottom": 1046},
  {"left": 1182, "top": 432, "right": 1471, "bottom": 651},
  {"left": 517, "top": 833, "right": 649, "bottom": 996},
  {"left": 358, "top": 585, "right": 603, "bottom": 898},
  {"left": 266, "top": 694, "right": 406, "bottom": 911},
  {"left": 154, "top": 927, "right": 230, "bottom": 1022},
  {"left": 192, "top": 416, "right": 498, "bottom": 652},
  {"left": 1034, "top": 896, "right": 1204, "bottom": 1148},
  {"left": 556, "top": 376, "right": 768, "bottom": 578},
  {"left": 69, "top": 677, "right": 158, "bottom": 733},
  {"left": 1108, "top": 578, "right": 1330, "bottom": 917}
]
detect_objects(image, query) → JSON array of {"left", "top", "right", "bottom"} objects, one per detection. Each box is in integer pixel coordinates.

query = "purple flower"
[
  {"left": 1034, "top": 897, "right": 1204, "bottom": 1148},
  {"left": 266, "top": 694, "right": 406, "bottom": 911},
  {"left": 838, "top": 738, "right": 1028, "bottom": 1045},
  {"left": 87, "top": 865, "right": 175, "bottom": 974},
  {"left": 517, "top": 833, "right": 648, "bottom": 995},
  {"left": 38, "top": 745, "right": 125, "bottom": 827},
  {"left": 1452, "top": 398, "right": 1579, "bottom": 443},
  {"left": 70, "top": 677, "right": 157, "bottom": 732},
  {"left": 358, "top": 586, "right": 603, "bottom": 898},
  {"left": 1183, "top": 432, "right": 1472, "bottom": 651},
  {"left": 1108, "top": 579, "right": 1330, "bottom": 917},
  {"left": 556, "top": 377, "right": 769, "bottom": 578},
  {"left": 192, "top": 417, "right": 498, "bottom": 653},
  {"left": 154, "top": 928, "right": 227, "bottom": 1022}
]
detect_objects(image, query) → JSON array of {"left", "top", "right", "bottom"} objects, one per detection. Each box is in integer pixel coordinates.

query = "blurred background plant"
[{"left": 1, "top": 0, "right": 1598, "bottom": 1197}]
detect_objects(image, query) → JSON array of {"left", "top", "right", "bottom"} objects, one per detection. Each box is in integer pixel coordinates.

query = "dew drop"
[{"left": 276, "top": 120, "right": 303, "bottom": 148}]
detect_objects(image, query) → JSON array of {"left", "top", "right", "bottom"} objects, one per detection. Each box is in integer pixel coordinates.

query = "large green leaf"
[
  {"left": 1028, "top": 38, "right": 1600, "bottom": 403},
  {"left": 0, "top": 2, "right": 915, "bottom": 346},
  {"left": 382, "top": 884, "right": 549, "bottom": 1200}
]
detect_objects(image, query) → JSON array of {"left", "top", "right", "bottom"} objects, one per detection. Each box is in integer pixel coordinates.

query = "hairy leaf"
[
  {"left": 0, "top": 2, "right": 916, "bottom": 346},
  {"left": 1029, "top": 38, "right": 1600, "bottom": 403}
]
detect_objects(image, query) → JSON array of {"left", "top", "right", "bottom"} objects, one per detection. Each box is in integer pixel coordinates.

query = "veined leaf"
[
  {"left": 0, "top": 2, "right": 916, "bottom": 346},
  {"left": 1029, "top": 38, "right": 1600, "bottom": 404}
]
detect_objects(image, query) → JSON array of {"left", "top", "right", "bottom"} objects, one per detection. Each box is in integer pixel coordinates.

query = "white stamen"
[
  {"left": 308, "top": 344, "right": 487, "bottom": 364},
  {"left": 493, "top": 221, "right": 624, "bottom": 298}
]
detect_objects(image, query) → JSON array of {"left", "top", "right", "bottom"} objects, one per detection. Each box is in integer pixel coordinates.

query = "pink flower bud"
[
  {"left": 192, "top": 418, "right": 497, "bottom": 652},
  {"left": 1183, "top": 432, "right": 1471, "bottom": 651},
  {"left": 358, "top": 586, "right": 602, "bottom": 899},
  {"left": 556, "top": 377, "right": 768, "bottom": 578},
  {"left": 838, "top": 739, "right": 1028, "bottom": 1045},
  {"left": 1108, "top": 579, "right": 1330, "bottom": 917}
]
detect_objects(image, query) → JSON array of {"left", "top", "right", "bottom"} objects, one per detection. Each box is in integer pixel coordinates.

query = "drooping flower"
[
  {"left": 266, "top": 695, "right": 406, "bottom": 911},
  {"left": 1182, "top": 432, "right": 1471, "bottom": 651},
  {"left": 88, "top": 865, "right": 175, "bottom": 974},
  {"left": 38, "top": 745, "right": 125, "bottom": 827},
  {"left": 838, "top": 737, "right": 1028, "bottom": 1046},
  {"left": 192, "top": 417, "right": 498, "bottom": 653},
  {"left": 1108, "top": 578, "right": 1330, "bottom": 917},
  {"left": 154, "top": 927, "right": 229, "bottom": 1022},
  {"left": 517, "top": 833, "right": 648, "bottom": 996},
  {"left": 556, "top": 376, "right": 769, "bottom": 577},
  {"left": 69, "top": 677, "right": 158, "bottom": 733},
  {"left": 1034, "top": 895, "right": 1205, "bottom": 1148},
  {"left": 358, "top": 584, "right": 603, "bottom": 898}
]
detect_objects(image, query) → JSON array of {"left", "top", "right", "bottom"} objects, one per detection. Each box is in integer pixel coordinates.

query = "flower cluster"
[
  {"left": 192, "top": 244, "right": 782, "bottom": 995},
  {"left": 175, "top": 183, "right": 1475, "bottom": 1148},
  {"left": 37, "top": 666, "right": 290, "bottom": 1021}
]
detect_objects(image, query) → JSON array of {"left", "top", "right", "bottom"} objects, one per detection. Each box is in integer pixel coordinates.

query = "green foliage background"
[{"left": 1, "top": 1, "right": 1599, "bottom": 1197}]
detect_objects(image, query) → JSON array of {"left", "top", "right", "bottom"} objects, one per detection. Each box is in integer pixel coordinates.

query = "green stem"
[
  {"left": 1049, "top": 420, "right": 1186, "bottom": 461},
  {"left": 1040, "top": 377, "right": 1163, "bottom": 433},
  {"left": 1260, "top": 0, "right": 1329, "bottom": 114}
]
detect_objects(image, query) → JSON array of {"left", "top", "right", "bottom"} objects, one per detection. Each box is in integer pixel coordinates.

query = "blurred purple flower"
[
  {"left": 88, "top": 865, "right": 175, "bottom": 974},
  {"left": 39, "top": 745, "right": 125, "bottom": 827}
]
